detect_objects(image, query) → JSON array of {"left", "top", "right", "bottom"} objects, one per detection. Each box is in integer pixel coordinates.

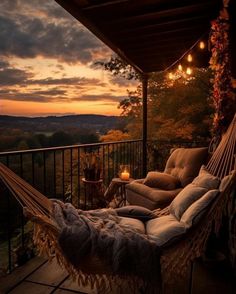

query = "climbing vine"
[{"left": 209, "top": 0, "right": 235, "bottom": 135}]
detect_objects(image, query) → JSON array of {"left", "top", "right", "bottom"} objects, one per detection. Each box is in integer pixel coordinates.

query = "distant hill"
[{"left": 0, "top": 114, "right": 122, "bottom": 134}]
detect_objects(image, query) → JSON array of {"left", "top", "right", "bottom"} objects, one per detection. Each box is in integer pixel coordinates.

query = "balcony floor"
[{"left": 0, "top": 255, "right": 235, "bottom": 294}]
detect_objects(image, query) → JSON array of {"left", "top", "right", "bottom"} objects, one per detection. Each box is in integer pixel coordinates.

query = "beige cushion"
[
  {"left": 146, "top": 215, "right": 186, "bottom": 247},
  {"left": 143, "top": 171, "right": 180, "bottom": 190},
  {"left": 164, "top": 147, "right": 208, "bottom": 187},
  {"left": 192, "top": 170, "right": 220, "bottom": 190},
  {"left": 219, "top": 172, "right": 234, "bottom": 191},
  {"left": 126, "top": 182, "right": 182, "bottom": 210},
  {"left": 181, "top": 189, "right": 219, "bottom": 228},
  {"left": 169, "top": 183, "right": 207, "bottom": 220},
  {"left": 119, "top": 217, "right": 145, "bottom": 234}
]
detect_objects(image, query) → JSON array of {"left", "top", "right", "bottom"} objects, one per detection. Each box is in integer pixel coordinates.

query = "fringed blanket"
[
  {"left": 52, "top": 200, "right": 161, "bottom": 277},
  {"left": 51, "top": 200, "right": 161, "bottom": 292}
]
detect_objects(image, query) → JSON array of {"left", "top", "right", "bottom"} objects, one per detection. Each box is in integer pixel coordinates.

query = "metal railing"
[
  {"left": 0, "top": 138, "right": 207, "bottom": 275},
  {"left": 0, "top": 139, "right": 143, "bottom": 275}
]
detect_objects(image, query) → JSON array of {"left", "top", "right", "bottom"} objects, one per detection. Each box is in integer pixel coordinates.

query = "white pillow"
[
  {"left": 192, "top": 165, "right": 220, "bottom": 190},
  {"left": 219, "top": 173, "right": 233, "bottom": 191},
  {"left": 169, "top": 184, "right": 207, "bottom": 220},
  {"left": 181, "top": 189, "right": 219, "bottom": 228},
  {"left": 146, "top": 215, "right": 186, "bottom": 247}
]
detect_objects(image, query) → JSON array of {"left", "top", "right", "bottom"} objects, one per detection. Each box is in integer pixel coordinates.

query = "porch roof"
[{"left": 55, "top": 0, "right": 222, "bottom": 74}]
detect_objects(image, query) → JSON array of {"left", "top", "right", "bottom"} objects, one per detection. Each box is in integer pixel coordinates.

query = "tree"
[
  {"left": 48, "top": 131, "right": 73, "bottom": 147},
  {"left": 97, "top": 56, "right": 214, "bottom": 141},
  {"left": 100, "top": 130, "right": 131, "bottom": 142}
]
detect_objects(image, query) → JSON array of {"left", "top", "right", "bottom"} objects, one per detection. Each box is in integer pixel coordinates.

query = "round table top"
[
  {"left": 111, "top": 177, "right": 134, "bottom": 184},
  {"left": 82, "top": 178, "right": 103, "bottom": 184}
]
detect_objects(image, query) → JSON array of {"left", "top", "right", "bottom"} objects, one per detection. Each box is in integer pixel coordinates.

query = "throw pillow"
[
  {"left": 169, "top": 183, "right": 207, "bottom": 220},
  {"left": 219, "top": 173, "right": 232, "bottom": 191},
  {"left": 181, "top": 189, "right": 219, "bottom": 228},
  {"left": 146, "top": 215, "right": 186, "bottom": 247},
  {"left": 143, "top": 171, "right": 180, "bottom": 190},
  {"left": 115, "top": 205, "right": 156, "bottom": 221},
  {"left": 192, "top": 166, "right": 220, "bottom": 190}
]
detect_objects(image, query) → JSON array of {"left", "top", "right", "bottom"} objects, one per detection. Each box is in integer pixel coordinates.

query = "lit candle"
[
  {"left": 178, "top": 64, "right": 183, "bottom": 71},
  {"left": 120, "top": 170, "right": 130, "bottom": 181}
]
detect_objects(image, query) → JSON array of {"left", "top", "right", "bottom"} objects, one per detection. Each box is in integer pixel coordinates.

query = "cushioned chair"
[{"left": 126, "top": 147, "right": 209, "bottom": 210}]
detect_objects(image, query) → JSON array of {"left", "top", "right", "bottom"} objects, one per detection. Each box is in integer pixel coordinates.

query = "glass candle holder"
[{"left": 119, "top": 165, "right": 130, "bottom": 181}]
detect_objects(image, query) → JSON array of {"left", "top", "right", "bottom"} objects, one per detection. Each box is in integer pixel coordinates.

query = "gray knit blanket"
[{"left": 51, "top": 200, "right": 161, "bottom": 280}]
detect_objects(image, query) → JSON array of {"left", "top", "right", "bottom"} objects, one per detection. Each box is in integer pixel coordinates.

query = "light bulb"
[
  {"left": 168, "top": 72, "right": 173, "bottom": 80},
  {"left": 186, "top": 67, "right": 192, "bottom": 75},
  {"left": 178, "top": 64, "right": 183, "bottom": 71},
  {"left": 187, "top": 54, "right": 193, "bottom": 62},
  {"left": 199, "top": 41, "right": 205, "bottom": 49}
]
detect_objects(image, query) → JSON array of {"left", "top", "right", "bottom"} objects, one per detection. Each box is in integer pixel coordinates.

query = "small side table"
[
  {"left": 104, "top": 177, "right": 134, "bottom": 208},
  {"left": 82, "top": 178, "right": 105, "bottom": 209}
]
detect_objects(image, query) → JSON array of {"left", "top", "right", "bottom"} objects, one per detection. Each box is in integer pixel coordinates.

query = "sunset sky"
[{"left": 0, "top": 0, "right": 138, "bottom": 117}]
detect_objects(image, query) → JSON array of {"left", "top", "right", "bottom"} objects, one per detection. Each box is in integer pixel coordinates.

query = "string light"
[
  {"left": 166, "top": 37, "right": 205, "bottom": 82},
  {"left": 187, "top": 54, "right": 193, "bottom": 62},
  {"left": 178, "top": 64, "right": 183, "bottom": 71},
  {"left": 199, "top": 41, "right": 205, "bottom": 49},
  {"left": 186, "top": 67, "right": 192, "bottom": 75}
]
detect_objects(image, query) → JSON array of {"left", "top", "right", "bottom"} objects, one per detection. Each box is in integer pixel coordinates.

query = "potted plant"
[{"left": 82, "top": 153, "right": 101, "bottom": 181}]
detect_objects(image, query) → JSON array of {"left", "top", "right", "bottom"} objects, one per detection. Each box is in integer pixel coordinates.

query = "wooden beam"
[
  {"left": 110, "top": 14, "right": 210, "bottom": 37},
  {"left": 113, "top": 24, "right": 207, "bottom": 43},
  {"left": 102, "top": 2, "right": 219, "bottom": 25}
]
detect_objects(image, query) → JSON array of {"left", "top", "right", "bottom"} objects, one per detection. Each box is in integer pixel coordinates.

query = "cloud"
[
  {"left": 0, "top": 88, "right": 67, "bottom": 103},
  {"left": 0, "top": 60, "right": 107, "bottom": 88},
  {"left": 28, "top": 77, "right": 106, "bottom": 87},
  {"left": 0, "top": 0, "right": 111, "bottom": 64},
  {"left": 74, "top": 93, "right": 125, "bottom": 102},
  {"left": 109, "top": 75, "right": 138, "bottom": 87},
  {"left": 0, "top": 61, "right": 33, "bottom": 85}
]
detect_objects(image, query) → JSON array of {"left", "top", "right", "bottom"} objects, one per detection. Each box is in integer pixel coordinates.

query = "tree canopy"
[{"left": 98, "top": 56, "right": 214, "bottom": 141}]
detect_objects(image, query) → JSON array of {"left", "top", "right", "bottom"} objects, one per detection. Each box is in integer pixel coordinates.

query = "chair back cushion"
[{"left": 164, "top": 147, "right": 208, "bottom": 187}]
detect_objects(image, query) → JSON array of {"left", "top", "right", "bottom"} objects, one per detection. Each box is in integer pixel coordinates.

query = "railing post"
[{"left": 142, "top": 73, "right": 148, "bottom": 177}]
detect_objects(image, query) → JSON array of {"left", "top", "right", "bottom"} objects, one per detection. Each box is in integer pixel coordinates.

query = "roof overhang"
[{"left": 55, "top": 0, "right": 223, "bottom": 74}]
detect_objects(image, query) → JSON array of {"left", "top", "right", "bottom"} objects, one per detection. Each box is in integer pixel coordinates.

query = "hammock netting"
[{"left": 0, "top": 113, "right": 235, "bottom": 293}]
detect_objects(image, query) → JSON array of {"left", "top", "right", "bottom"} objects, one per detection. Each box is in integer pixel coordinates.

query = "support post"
[{"left": 142, "top": 74, "right": 148, "bottom": 177}]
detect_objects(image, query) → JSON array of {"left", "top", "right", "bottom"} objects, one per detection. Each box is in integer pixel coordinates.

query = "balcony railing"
[{"left": 0, "top": 139, "right": 207, "bottom": 276}]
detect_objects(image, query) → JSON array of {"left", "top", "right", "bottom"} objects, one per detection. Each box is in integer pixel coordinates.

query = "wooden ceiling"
[{"left": 55, "top": 0, "right": 223, "bottom": 73}]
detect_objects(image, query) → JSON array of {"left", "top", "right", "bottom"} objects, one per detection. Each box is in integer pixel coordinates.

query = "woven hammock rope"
[
  {"left": 207, "top": 113, "right": 236, "bottom": 179},
  {"left": 0, "top": 113, "right": 235, "bottom": 292}
]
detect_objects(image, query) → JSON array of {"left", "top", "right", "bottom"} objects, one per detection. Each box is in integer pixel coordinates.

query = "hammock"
[{"left": 0, "top": 114, "right": 236, "bottom": 293}]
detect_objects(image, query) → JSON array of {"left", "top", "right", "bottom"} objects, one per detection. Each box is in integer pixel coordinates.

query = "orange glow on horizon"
[{"left": 0, "top": 100, "right": 122, "bottom": 117}]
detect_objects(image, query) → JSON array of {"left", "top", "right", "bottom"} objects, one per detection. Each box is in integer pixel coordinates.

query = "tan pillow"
[
  {"left": 192, "top": 166, "right": 220, "bottom": 190},
  {"left": 181, "top": 189, "right": 219, "bottom": 228},
  {"left": 169, "top": 183, "right": 207, "bottom": 220},
  {"left": 146, "top": 215, "right": 186, "bottom": 247},
  {"left": 143, "top": 171, "right": 180, "bottom": 190},
  {"left": 219, "top": 172, "right": 234, "bottom": 191}
]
